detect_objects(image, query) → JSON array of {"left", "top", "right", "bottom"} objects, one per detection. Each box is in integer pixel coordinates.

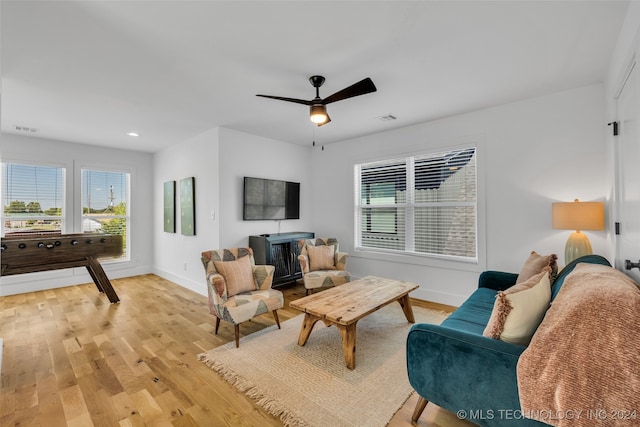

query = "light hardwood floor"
[{"left": 0, "top": 274, "right": 476, "bottom": 426}]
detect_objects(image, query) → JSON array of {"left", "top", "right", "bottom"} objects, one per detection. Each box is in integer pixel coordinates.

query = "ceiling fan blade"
[
  {"left": 255, "top": 94, "right": 312, "bottom": 105},
  {"left": 322, "top": 78, "right": 377, "bottom": 104}
]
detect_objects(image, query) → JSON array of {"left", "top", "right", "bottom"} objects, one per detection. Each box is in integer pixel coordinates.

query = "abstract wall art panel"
[
  {"left": 180, "top": 177, "right": 196, "bottom": 236},
  {"left": 163, "top": 180, "right": 176, "bottom": 233}
]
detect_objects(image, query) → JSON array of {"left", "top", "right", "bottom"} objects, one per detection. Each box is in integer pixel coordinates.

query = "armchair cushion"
[
  {"left": 298, "top": 238, "right": 344, "bottom": 272},
  {"left": 213, "top": 255, "right": 255, "bottom": 297},
  {"left": 220, "top": 289, "right": 284, "bottom": 325},
  {"left": 303, "top": 270, "right": 351, "bottom": 290},
  {"left": 307, "top": 244, "right": 336, "bottom": 271}
]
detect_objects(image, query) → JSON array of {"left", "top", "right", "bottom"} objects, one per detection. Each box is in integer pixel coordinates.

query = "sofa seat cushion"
[
  {"left": 441, "top": 287, "right": 497, "bottom": 335},
  {"left": 219, "top": 289, "right": 284, "bottom": 324}
]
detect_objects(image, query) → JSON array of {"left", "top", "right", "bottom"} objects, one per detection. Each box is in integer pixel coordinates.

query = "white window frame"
[
  {"left": 354, "top": 141, "right": 486, "bottom": 271},
  {"left": 79, "top": 165, "right": 131, "bottom": 263}
]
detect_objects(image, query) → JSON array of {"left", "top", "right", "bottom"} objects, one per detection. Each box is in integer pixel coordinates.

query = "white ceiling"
[{"left": 1, "top": 1, "right": 630, "bottom": 153}]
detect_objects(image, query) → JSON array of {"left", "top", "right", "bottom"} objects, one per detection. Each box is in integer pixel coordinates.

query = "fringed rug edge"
[{"left": 197, "top": 352, "right": 311, "bottom": 427}]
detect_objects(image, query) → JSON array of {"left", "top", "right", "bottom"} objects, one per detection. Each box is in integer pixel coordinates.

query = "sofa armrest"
[
  {"left": 478, "top": 271, "right": 518, "bottom": 291},
  {"left": 406, "top": 324, "right": 539, "bottom": 427}
]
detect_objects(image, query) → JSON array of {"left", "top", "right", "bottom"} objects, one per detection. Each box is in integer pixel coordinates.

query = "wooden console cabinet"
[{"left": 249, "top": 232, "right": 314, "bottom": 287}]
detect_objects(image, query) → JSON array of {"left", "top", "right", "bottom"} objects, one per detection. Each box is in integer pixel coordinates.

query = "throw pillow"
[
  {"left": 213, "top": 255, "right": 255, "bottom": 297},
  {"left": 307, "top": 244, "right": 336, "bottom": 271},
  {"left": 516, "top": 251, "right": 558, "bottom": 284},
  {"left": 483, "top": 267, "right": 552, "bottom": 345}
]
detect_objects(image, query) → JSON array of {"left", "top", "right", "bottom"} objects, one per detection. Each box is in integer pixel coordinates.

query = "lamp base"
[{"left": 565, "top": 231, "right": 592, "bottom": 265}]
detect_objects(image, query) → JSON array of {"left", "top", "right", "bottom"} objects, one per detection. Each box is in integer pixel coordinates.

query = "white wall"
[
  {"left": 152, "top": 127, "right": 313, "bottom": 296},
  {"left": 217, "top": 128, "right": 313, "bottom": 248},
  {"left": 152, "top": 127, "right": 221, "bottom": 294},
  {"left": 0, "top": 133, "right": 154, "bottom": 296},
  {"left": 311, "top": 84, "right": 610, "bottom": 306}
]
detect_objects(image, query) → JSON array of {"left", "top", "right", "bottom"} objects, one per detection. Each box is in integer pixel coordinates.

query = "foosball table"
[{"left": 1, "top": 233, "right": 124, "bottom": 303}]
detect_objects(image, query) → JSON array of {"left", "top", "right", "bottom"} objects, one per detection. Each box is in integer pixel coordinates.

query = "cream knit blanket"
[{"left": 517, "top": 263, "right": 640, "bottom": 426}]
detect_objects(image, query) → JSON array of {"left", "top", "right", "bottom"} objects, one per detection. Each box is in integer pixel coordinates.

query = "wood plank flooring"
[{"left": 0, "top": 274, "right": 475, "bottom": 426}]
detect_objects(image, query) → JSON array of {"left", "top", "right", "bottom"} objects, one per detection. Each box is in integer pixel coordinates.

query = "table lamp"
[{"left": 552, "top": 199, "right": 605, "bottom": 264}]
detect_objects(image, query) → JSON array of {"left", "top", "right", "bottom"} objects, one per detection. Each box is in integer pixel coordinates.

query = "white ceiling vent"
[
  {"left": 377, "top": 114, "right": 397, "bottom": 121},
  {"left": 15, "top": 125, "right": 39, "bottom": 133}
]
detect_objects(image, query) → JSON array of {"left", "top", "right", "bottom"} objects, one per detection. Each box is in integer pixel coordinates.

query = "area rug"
[{"left": 198, "top": 304, "right": 448, "bottom": 427}]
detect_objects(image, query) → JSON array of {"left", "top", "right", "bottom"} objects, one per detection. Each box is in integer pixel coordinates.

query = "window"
[
  {"left": 355, "top": 147, "right": 477, "bottom": 262},
  {"left": 81, "top": 168, "right": 130, "bottom": 261},
  {"left": 2, "top": 162, "right": 65, "bottom": 236}
]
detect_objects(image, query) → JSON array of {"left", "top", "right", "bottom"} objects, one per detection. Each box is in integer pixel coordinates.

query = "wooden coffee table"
[{"left": 289, "top": 276, "right": 419, "bottom": 369}]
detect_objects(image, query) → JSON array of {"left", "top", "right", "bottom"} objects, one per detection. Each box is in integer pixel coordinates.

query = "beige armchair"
[
  {"left": 297, "top": 238, "right": 351, "bottom": 295},
  {"left": 200, "top": 247, "right": 283, "bottom": 347}
]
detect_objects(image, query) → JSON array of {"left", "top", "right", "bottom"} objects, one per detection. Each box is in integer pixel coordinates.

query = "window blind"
[
  {"left": 355, "top": 147, "right": 477, "bottom": 261},
  {"left": 2, "top": 162, "right": 65, "bottom": 236}
]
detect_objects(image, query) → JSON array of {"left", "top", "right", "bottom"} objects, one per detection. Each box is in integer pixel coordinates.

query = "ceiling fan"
[{"left": 256, "top": 75, "right": 377, "bottom": 126}]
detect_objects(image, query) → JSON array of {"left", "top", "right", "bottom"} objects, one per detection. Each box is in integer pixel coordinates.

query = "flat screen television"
[{"left": 243, "top": 176, "right": 300, "bottom": 220}]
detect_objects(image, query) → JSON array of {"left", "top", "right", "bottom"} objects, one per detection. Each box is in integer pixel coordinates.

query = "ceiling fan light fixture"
[
  {"left": 310, "top": 104, "right": 328, "bottom": 124},
  {"left": 257, "top": 75, "right": 375, "bottom": 127}
]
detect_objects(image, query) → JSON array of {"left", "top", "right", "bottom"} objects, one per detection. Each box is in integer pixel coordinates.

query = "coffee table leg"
[
  {"left": 297, "top": 313, "right": 321, "bottom": 346},
  {"left": 338, "top": 323, "right": 357, "bottom": 370},
  {"left": 397, "top": 294, "right": 416, "bottom": 323}
]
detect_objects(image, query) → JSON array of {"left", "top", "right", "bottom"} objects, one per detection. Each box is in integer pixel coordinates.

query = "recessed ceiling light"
[{"left": 127, "top": 132, "right": 140, "bottom": 137}]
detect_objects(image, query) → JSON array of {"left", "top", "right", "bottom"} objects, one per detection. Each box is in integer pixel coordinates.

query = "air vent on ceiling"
[
  {"left": 377, "top": 114, "right": 397, "bottom": 121},
  {"left": 15, "top": 125, "right": 38, "bottom": 133}
]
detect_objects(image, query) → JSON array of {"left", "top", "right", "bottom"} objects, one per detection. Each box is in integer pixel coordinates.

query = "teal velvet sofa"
[{"left": 406, "top": 254, "right": 611, "bottom": 426}]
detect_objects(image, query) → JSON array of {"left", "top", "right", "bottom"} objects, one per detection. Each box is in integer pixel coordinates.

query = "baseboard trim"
[
  {"left": 151, "top": 267, "right": 205, "bottom": 297},
  {"left": 410, "top": 297, "right": 457, "bottom": 313},
  {"left": 0, "top": 265, "right": 152, "bottom": 296}
]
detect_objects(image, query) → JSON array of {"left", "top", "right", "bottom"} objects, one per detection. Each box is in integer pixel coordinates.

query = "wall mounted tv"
[{"left": 243, "top": 176, "right": 300, "bottom": 220}]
